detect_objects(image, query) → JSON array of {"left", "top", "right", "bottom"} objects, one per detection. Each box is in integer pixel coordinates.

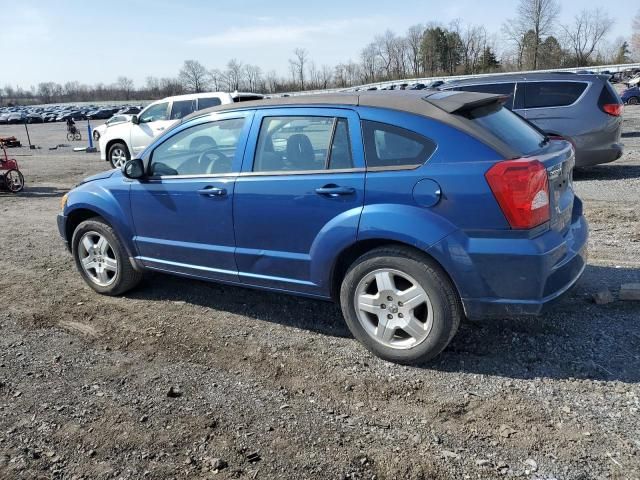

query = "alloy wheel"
[
  {"left": 354, "top": 268, "right": 433, "bottom": 349},
  {"left": 78, "top": 231, "right": 118, "bottom": 286}
]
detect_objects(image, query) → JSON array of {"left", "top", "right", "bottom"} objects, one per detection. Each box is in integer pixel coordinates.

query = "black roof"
[{"left": 183, "top": 90, "right": 522, "bottom": 158}]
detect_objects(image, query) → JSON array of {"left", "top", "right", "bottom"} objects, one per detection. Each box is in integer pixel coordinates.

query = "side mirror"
[
  {"left": 131, "top": 115, "right": 139, "bottom": 125},
  {"left": 122, "top": 158, "right": 145, "bottom": 179}
]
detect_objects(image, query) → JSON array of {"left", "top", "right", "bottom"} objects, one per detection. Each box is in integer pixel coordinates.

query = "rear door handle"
[
  {"left": 197, "top": 186, "right": 227, "bottom": 197},
  {"left": 315, "top": 185, "right": 356, "bottom": 197}
]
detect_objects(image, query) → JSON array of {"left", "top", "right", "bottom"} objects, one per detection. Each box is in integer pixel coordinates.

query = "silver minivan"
[{"left": 440, "top": 72, "right": 623, "bottom": 167}]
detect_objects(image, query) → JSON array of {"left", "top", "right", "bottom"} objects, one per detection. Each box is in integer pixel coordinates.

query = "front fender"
[{"left": 64, "top": 181, "right": 135, "bottom": 258}]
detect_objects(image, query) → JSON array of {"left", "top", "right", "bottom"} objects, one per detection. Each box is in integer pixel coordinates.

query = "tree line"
[{"left": 2, "top": 1, "right": 639, "bottom": 106}]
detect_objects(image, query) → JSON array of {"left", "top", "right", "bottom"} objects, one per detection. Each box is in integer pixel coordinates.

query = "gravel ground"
[{"left": 0, "top": 108, "right": 639, "bottom": 480}]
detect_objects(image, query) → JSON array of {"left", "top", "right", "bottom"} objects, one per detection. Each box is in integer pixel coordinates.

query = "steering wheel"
[{"left": 197, "top": 147, "right": 229, "bottom": 174}]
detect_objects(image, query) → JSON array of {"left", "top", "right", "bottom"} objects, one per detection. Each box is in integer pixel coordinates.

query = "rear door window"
[
  {"left": 362, "top": 121, "right": 435, "bottom": 169},
  {"left": 170, "top": 100, "right": 195, "bottom": 120},
  {"left": 523, "top": 81, "right": 588, "bottom": 108},
  {"left": 196, "top": 97, "right": 222, "bottom": 110},
  {"left": 456, "top": 83, "right": 516, "bottom": 110},
  {"left": 253, "top": 116, "right": 353, "bottom": 172}
]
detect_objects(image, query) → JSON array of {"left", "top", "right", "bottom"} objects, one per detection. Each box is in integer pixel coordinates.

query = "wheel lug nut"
[
  {"left": 380, "top": 304, "right": 386, "bottom": 309},
  {"left": 387, "top": 314, "right": 393, "bottom": 320},
  {"left": 398, "top": 313, "right": 404, "bottom": 318},
  {"left": 387, "top": 296, "right": 393, "bottom": 301},
  {"left": 398, "top": 301, "right": 403, "bottom": 307}
]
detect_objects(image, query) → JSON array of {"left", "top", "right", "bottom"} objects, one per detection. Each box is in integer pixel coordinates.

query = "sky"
[{"left": 1, "top": 0, "right": 635, "bottom": 89}]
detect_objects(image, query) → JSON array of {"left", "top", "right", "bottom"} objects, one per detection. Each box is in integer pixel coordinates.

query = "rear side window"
[
  {"left": 597, "top": 82, "right": 621, "bottom": 108},
  {"left": 170, "top": 100, "right": 195, "bottom": 120},
  {"left": 197, "top": 97, "right": 222, "bottom": 110},
  {"left": 253, "top": 116, "right": 353, "bottom": 172},
  {"left": 362, "top": 121, "right": 435, "bottom": 169},
  {"left": 523, "top": 82, "right": 587, "bottom": 108},
  {"left": 455, "top": 83, "right": 516, "bottom": 110},
  {"left": 464, "top": 104, "right": 545, "bottom": 156}
]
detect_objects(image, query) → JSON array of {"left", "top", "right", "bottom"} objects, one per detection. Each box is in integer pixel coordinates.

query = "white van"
[{"left": 99, "top": 92, "right": 263, "bottom": 168}]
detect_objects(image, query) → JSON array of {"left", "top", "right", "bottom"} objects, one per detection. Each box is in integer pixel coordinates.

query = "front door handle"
[
  {"left": 197, "top": 186, "right": 227, "bottom": 197},
  {"left": 315, "top": 185, "right": 356, "bottom": 197}
]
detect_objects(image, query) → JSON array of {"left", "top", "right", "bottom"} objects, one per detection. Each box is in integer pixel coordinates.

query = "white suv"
[{"left": 99, "top": 92, "right": 263, "bottom": 168}]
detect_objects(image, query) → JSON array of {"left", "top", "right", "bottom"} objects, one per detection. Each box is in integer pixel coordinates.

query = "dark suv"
[{"left": 440, "top": 72, "right": 623, "bottom": 167}]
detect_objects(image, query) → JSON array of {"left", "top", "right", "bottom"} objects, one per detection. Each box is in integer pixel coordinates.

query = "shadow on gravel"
[
  {"left": 128, "top": 273, "right": 351, "bottom": 338},
  {"left": 129, "top": 264, "right": 640, "bottom": 383},
  {"left": 574, "top": 164, "right": 640, "bottom": 181},
  {"left": 621, "top": 131, "right": 640, "bottom": 138},
  {"left": 10, "top": 186, "right": 66, "bottom": 198},
  {"left": 434, "top": 264, "right": 640, "bottom": 384}
]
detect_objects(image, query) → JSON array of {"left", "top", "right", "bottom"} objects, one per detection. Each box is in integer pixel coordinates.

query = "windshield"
[{"left": 464, "top": 104, "right": 545, "bottom": 156}]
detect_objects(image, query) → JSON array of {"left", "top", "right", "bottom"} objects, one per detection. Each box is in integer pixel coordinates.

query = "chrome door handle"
[
  {"left": 197, "top": 187, "right": 227, "bottom": 197},
  {"left": 315, "top": 185, "right": 356, "bottom": 197}
]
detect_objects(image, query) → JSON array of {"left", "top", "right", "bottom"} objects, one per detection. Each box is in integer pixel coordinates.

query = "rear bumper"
[
  {"left": 576, "top": 143, "right": 623, "bottom": 167},
  {"left": 428, "top": 199, "right": 589, "bottom": 320}
]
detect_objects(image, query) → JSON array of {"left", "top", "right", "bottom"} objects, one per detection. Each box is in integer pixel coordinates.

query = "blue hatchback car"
[{"left": 58, "top": 91, "right": 588, "bottom": 363}]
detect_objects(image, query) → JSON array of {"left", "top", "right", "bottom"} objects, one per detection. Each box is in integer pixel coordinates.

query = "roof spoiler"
[{"left": 422, "top": 91, "right": 506, "bottom": 114}]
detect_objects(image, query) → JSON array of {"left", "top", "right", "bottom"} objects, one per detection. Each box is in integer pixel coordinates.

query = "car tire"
[
  {"left": 340, "top": 246, "right": 461, "bottom": 364},
  {"left": 629, "top": 97, "right": 639, "bottom": 105},
  {"left": 71, "top": 217, "right": 142, "bottom": 296},
  {"left": 93, "top": 131, "right": 100, "bottom": 141},
  {"left": 108, "top": 142, "right": 130, "bottom": 169}
]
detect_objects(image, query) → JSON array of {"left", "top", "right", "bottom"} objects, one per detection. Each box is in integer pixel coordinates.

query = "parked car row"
[{"left": 0, "top": 104, "right": 143, "bottom": 125}]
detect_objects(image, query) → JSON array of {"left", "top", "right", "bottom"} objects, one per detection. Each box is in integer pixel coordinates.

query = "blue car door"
[
  {"left": 233, "top": 108, "right": 365, "bottom": 297},
  {"left": 129, "top": 111, "right": 254, "bottom": 282}
]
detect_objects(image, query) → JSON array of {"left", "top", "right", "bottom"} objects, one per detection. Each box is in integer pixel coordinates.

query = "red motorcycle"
[{"left": 0, "top": 144, "right": 24, "bottom": 193}]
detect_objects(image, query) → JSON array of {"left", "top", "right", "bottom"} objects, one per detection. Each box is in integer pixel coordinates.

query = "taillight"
[
  {"left": 602, "top": 103, "right": 623, "bottom": 116},
  {"left": 485, "top": 159, "right": 550, "bottom": 229}
]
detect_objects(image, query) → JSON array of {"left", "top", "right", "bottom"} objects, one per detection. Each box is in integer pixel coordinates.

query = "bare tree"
[
  {"left": 225, "top": 59, "right": 244, "bottom": 91},
  {"left": 288, "top": 48, "right": 308, "bottom": 90},
  {"left": 632, "top": 10, "right": 640, "bottom": 59},
  {"left": 208, "top": 69, "right": 223, "bottom": 91},
  {"left": 179, "top": 60, "right": 209, "bottom": 93},
  {"left": 562, "top": 9, "right": 614, "bottom": 66},
  {"left": 406, "top": 24, "right": 424, "bottom": 77},
  {"left": 116, "top": 77, "right": 134, "bottom": 100},
  {"left": 244, "top": 64, "right": 262, "bottom": 92},
  {"left": 503, "top": 0, "right": 560, "bottom": 70}
]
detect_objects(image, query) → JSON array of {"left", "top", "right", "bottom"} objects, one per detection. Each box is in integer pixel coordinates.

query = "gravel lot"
[{"left": 0, "top": 108, "right": 639, "bottom": 480}]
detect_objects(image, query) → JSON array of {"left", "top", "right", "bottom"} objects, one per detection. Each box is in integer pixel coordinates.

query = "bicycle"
[{"left": 66, "top": 125, "right": 82, "bottom": 142}]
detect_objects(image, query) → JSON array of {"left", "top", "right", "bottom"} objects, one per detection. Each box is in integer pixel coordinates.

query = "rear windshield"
[{"left": 463, "top": 104, "right": 545, "bottom": 156}]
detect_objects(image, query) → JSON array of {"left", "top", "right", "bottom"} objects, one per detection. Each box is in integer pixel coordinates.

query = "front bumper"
[
  {"left": 428, "top": 202, "right": 589, "bottom": 320},
  {"left": 57, "top": 213, "right": 70, "bottom": 251}
]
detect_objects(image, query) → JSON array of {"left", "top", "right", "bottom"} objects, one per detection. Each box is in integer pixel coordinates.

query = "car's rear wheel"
[
  {"left": 108, "top": 142, "right": 130, "bottom": 169},
  {"left": 340, "top": 246, "right": 461, "bottom": 364},
  {"left": 629, "top": 96, "right": 639, "bottom": 105},
  {"left": 72, "top": 218, "right": 142, "bottom": 295}
]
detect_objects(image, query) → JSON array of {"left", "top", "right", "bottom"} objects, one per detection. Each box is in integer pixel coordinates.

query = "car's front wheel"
[
  {"left": 72, "top": 218, "right": 142, "bottom": 295},
  {"left": 108, "top": 142, "right": 130, "bottom": 169},
  {"left": 340, "top": 246, "right": 461, "bottom": 364},
  {"left": 629, "top": 96, "right": 639, "bottom": 105}
]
